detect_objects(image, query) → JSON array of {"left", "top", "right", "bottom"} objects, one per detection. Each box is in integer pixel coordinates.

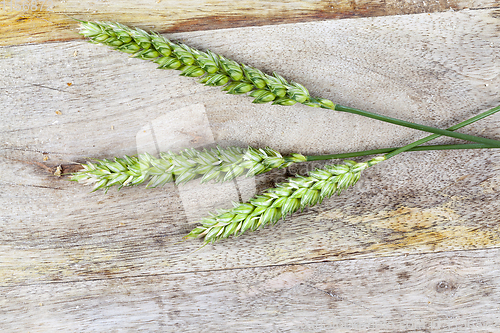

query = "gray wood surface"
[
  {"left": 1, "top": 249, "right": 500, "bottom": 332},
  {"left": 1, "top": 7, "right": 500, "bottom": 332}
]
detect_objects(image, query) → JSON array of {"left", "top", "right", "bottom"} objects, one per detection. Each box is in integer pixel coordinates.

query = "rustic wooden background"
[{"left": 1, "top": 0, "right": 500, "bottom": 332}]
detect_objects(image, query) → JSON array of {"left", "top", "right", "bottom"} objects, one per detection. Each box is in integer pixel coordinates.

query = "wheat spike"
[
  {"left": 70, "top": 146, "right": 307, "bottom": 192},
  {"left": 78, "top": 20, "right": 335, "bottom": 108},
  {"left": 185, "top": 156, "right": 385, "bottom": 244},
  {"left": 76, "top": 20, "right": 500, "bottom": 148}
]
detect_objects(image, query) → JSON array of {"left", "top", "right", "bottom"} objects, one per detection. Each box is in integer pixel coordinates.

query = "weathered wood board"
[
  {"left": 1, "top": 3, "right": 500, "bottom": 332},
  {"left": 1, "top": 249, "right": 500, "bottom": 332},
  {"left": 0, "top": 0, "right": 498, "bottom": 46}
]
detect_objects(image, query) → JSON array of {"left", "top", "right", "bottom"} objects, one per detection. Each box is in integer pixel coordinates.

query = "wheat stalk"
[
  {"left": 70, "top": 146, "right": 306, "bottom": 192},
  {"left": 71, "top": 142, "right": 496, "bottom": 192},
  {"left": 183, "top": 103, "right": 500, "bottom": 244},
  {"left": 185, "top": 156, "right": 385, "bottom": 244},
  {"left": 73, "top": 20, "right": 500, "bottom": 245},
  {"left": 71, "top": 142, "right": 497, "bottom": 193},
  {"left": 76, "top": 20, "right": 500, "bottom": 147}
]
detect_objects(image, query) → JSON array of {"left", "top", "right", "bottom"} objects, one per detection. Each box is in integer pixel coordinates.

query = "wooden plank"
[
  {"left": 0, "top": 0, "right": 498, "bottom": 46},
  {"left": 1, "top": 8, "right": 499, "bottom": 288},
  {"left": 1, "top": 249, "right": 499, "bottom": 332},
  {"left": 2, "top": 147, "right": 500, "bottom": 287},
  {"left": 1, "top": 7, "right": 500, "bottom": 332}
]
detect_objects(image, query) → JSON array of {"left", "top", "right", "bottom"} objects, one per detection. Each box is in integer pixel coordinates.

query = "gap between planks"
[{"left": 0, "top": 0, "right": 499, "bottom": 46}]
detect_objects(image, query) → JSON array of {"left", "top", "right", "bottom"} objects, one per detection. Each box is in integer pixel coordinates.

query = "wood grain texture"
[
  {"left": 1, "top": 7, "right": 500, "bottom": 332},
  {"left": 2, "top": 8, "right": 500, "bottom": 282},
  {"left": 1, "top": 249, "right": 499, "bottom": 332},
  {"left": 2, "top": 146, "right": 500, "bottom": 287},
  {"left": 0, "top": 0, "right": 498, "bottom": 46}
]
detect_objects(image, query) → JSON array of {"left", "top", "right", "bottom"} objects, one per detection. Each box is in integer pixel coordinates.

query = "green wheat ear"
[
  {"left": 70, "top": 146, "right": 307, "bottom": 192},
  {"left": 78, "top": 20, "right": 335, "bottom": 108},
  {"left": 185, "top": 156, "right": 385, "bottom": 244},
  {"left": 76, "top": 20, "right": 500, "bottom": 147}
]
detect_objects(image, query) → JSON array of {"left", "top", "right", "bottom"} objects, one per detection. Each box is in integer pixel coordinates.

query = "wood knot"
[{"left": 435, "top": 280, "right": 455, "bottom": 293}]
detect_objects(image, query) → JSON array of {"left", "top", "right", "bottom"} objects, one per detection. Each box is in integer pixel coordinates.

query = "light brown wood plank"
[
  {"left": 0, "top": 0, "right": 498, "bottom": 46},
  {"left": 1, "top": 9, "right": 499, "bottom": 288},
  {"left": 1, "top": 249, "right": 499, "bottom": 332}
]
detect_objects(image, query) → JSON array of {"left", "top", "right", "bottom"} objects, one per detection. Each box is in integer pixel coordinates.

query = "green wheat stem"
[
  {"left": 305, "top": 143, "right": 493, "bottom": 161},
  {"left": 186, "top": 141, "right": 497, "bottom": 244},
  {"left": 330, "top": 104, "right": 500, "bottom": 148},
  {"left": 383, "top": 104, "right": 500, "bottom": 159},
  {"left": 71, "top": 143, "right": 495, "bottom": 193},
  {"left": 308, "top": 104, "right": 500, "bottom": 161},
  {"left": 185, "top": 104, "right": 500, "bottom": 244},
  {"left": 76, "top": 20, "right": 500, "bottom": 147}
]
